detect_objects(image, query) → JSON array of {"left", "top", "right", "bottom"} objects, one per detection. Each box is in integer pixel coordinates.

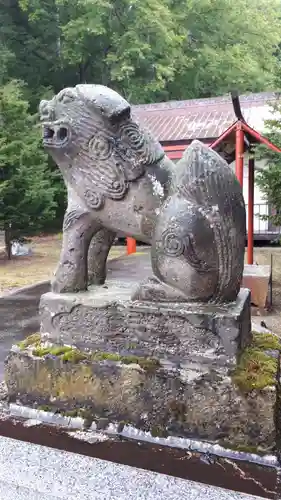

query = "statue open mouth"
[{"left": 42, "top": 123, "right": 70, "bottom": 148}]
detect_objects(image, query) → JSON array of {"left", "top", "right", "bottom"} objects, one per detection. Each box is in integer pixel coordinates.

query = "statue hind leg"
[
  {"left": 133, "top": 196, "right": 218, "bottom": 303},
  {"left": 88, "top": 228, "right": 117, "bottom": 285}
]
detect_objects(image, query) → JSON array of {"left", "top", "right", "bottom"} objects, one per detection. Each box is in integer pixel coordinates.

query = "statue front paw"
[
  {"left": 88, "top": 272, "right": 106, "bottom": 286},
  {"left": 51, "top": 262, "right": 88, "bottom": 293},
  {"left": 132, "top": 278, "right": 190, "bottom": 303}
]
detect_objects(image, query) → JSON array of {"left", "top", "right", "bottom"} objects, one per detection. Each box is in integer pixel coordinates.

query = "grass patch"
[
  {"left": 232, "top": 332, "right": 281, "bottom": 392},
  {"left": 0, "top": 234, "right": 125, "bottom": 293}
]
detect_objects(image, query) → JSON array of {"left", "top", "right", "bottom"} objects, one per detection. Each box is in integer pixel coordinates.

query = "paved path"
[
  {"left": 0, "top": 282, "right": 50, "bottom": 378},
  {"left": 0, "top": 435, "right": 264, "bottom": 500}
]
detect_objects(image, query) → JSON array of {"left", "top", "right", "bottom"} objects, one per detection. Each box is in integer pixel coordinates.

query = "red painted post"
[
  {"left": 247, "top": 157, "right": 254, "bottom": 265},
  {"left": 235, "top": 122, "right": 244, "bottom": 187},
  {"left": 127, "top": 237, "right": 136, "bottom": 255}
]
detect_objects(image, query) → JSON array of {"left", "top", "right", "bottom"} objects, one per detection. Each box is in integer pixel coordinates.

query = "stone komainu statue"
[{"left": 39, "top": 85, "right": 246, "bottom": 303}]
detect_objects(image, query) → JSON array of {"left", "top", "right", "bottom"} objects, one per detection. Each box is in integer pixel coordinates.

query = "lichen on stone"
[{"left": 232, "top": 332, "right": 280, "bottom": 392}]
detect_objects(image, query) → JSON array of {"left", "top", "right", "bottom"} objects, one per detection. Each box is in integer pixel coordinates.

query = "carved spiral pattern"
[
  {"left": 106, "top": 177, "right": 128, "bottom": 199},
  {"left": 120, "top": 122, "right": 145, "bottom": 151},
  {"left": 119, "top": 121, "right": 160, "bottom": 165},
  {"left": 84, "top": 189, "right": 104, "bottom": 210},
  {"left": 88, "top": 132, "right": 113, "bottom": 160},
  {"left": 161, "top": 228, "right": 186, "bottom": 257},
  {"left": 63, "top": 210, "right": 85, "bottom": 231}
]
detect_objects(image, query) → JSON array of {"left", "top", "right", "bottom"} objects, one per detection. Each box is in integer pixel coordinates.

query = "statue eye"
[{"left": 57, "top": 89, "right": 76, "bottom": 104}]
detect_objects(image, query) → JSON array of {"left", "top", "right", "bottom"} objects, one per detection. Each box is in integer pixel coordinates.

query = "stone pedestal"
[
  {"left": 5, "top": 254, "right": 280, "bottom": 454},
  {"left": 39, "top": 285, "right": 251, "bottom": 362}
]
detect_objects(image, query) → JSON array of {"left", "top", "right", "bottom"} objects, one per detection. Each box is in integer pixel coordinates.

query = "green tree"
[
  {"left": 1, "top": 0, "right": 281, "bottom": 238},
  {"left": 168, "top": 0, "right": 281, "bottom": 99},
  {"left": 0, "top": 0, "right": 61, "bottom": 106},
  {"left": 10, "top": 0, "right": 281, "bottom": 104},
  {"left": 0, "top": 80, "right": 57, "bottom": 237},
  {"left": 13, "top": 0, "right": 186, "bottom": 104}
]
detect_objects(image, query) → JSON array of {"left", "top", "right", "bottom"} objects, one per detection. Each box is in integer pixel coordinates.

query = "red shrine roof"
[{"left": 132, "top": 92, "right": 279, "bottom": 143}]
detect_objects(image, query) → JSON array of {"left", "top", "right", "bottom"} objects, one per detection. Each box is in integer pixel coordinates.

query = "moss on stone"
[
  {"left": 138, "top": 358, "right": 160, "bottom": 372},
  {"left": 218, "top": 440, "right": 262, "bottom": 455},
  {"left": 232, "top": 332, "right": 280, "bottom": 392},
  {"left": 33, "top": 345, "right": 73, "bottom": 357},
  {"left": 38, "top": 404, "right": 53, "bottom": 412},
  {"left": 169, "top": 400, "right": 186, "bottom": 422},
  {"left": 18, "top": 333, "right": 41, "bottom": 350},
  {"left": 91, "top": 351, "right": 160, "bottom": 371},
  {"left": 92, "top": 352, "right": 122, "bottom": 362},
  {"left": 61, "top": 350, "right": 88, "bottom": 363},
  {"left": 62, "top": 409, "right": 79, "bottom": 418},
  {"left": 38, "top": 405, "right": 94, "bottom": 422},
  {"left": 117, "top": 420, "right": 130, "bottom": 433},
  {"left": 21, "top": 338, "right": 160, "bottom": 371},
  {"left": 150, "top": 425, "right": 169, "bottom": 438},
  {"left": 96, "top": 417, "right": 110, "bottom": 430},
  {"left": 252, "top": 332, "right": 281, "bottom": 351}
]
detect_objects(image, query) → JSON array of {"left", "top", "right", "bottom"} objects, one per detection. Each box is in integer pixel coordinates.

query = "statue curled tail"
[{"left": 151, "top": 140, "right": 246, "bottom": 303}]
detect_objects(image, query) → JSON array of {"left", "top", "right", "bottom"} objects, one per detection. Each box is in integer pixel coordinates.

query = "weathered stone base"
[
  {"left": 39, "top": 283, "right": 251, "bottom": 360},
  {"left": 5, "top": 336, "right": 277, "bottom": 453},
  {"left": 6, "top": 254, "right": 280, "bottom": 455}
]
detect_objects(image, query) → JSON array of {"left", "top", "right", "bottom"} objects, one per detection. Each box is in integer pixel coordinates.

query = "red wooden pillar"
[
  {"left": 247, "top": 157, "right": 254, "bottom": 265},
  {"left": 127, "top": 237, "right": 136, "bottom": 255},
  {"left": 235, "top": 122, "right": 244, "bottom": 187}
]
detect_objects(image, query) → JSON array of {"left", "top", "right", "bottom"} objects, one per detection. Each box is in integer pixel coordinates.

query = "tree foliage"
[
  {"left": 0, "top": 80, "right": 56, "bottom": 235},
  {"left": 0, "top": 0, "right": 281, "bottom": 235},
  {"left": 168, "top": 0, "right": 281, "bottom": 99},
  {"left": 2, "top": 0, "right": 281, "bottom": 104}
]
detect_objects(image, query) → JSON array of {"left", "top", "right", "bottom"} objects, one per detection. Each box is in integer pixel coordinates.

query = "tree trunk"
[{"left": 4, "top": 226, "right": 12, "bottom": 260}]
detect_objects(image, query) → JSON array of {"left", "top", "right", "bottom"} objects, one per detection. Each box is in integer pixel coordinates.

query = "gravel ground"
[{"left": 0, "top": 435, "right": 265, "bottom": 500}]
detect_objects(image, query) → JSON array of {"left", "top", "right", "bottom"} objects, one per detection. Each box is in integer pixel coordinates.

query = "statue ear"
[
  {"left": 75, "top": 84, "right": 131, "bottom": 122},
  {"left": 109, "top": 106, "right": 131, "bottom": 125}
]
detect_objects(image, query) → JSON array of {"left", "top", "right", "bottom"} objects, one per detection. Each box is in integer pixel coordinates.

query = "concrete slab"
[{"left": 242, "top": 264, "right": 271, "bottom": 308}]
